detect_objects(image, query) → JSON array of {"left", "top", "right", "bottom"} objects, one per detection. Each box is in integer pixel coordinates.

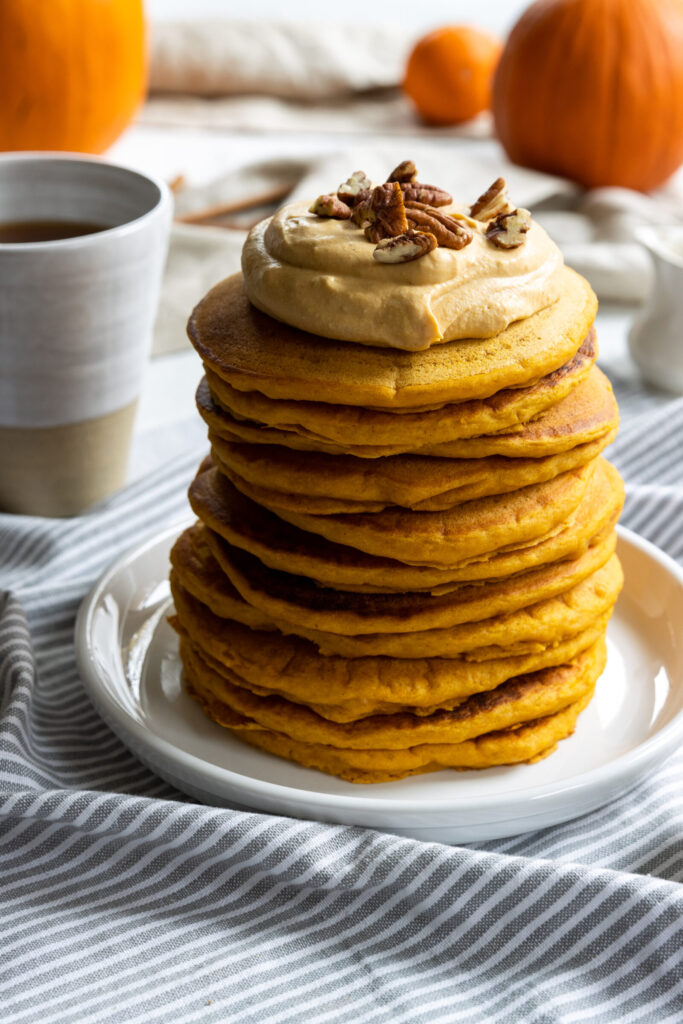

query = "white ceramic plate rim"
[{"left": 76, "top": 523, "right": 683, "bottom": 816}]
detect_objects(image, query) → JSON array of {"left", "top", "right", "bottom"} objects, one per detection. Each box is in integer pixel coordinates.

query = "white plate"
[{"left": 75, "top": 524, "right": 683, "bottom": 844}]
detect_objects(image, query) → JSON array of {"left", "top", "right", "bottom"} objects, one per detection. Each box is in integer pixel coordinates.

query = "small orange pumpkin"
[
  {"left": 0, "top": 0, "right": 146, "bottom": 154},
  {"left": 404, "top": 26, "right": 502, "bottom": 126},
  {"left": 493, "top": 0, "right": 683, "bottom": 192}
]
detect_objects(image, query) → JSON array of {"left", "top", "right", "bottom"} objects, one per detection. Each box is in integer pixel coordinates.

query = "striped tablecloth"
[{"left": 2, "top": 349, "right": 683, "bottom": 1024}]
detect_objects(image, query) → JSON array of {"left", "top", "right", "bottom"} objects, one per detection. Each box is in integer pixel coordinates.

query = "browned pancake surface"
[
  {"left": 208, "top": 422, "right": 614, "bottom": 515},
  {"left": 203, "top": 330, "right": 598, "bottom": 448},
  {"left": 181, "top": 636, "right": 604, "bottom": 751},
  {"left": 202, "top": 525, "right": 617, "bottom": 634},
  {"left": 188, "top": 269, "right": 596, "bottom": 409},
  {"left": 188, "top": 461, "right": 624, "bottom": 590},
  {"left": 171, "top": 525, "right": 622, "bottom": 658},
  {"left": 169, "top": 576, "right": 610, "bottom": 720},
  {"left": 259, "top": 462, "right": 595, "bottom": 567}
]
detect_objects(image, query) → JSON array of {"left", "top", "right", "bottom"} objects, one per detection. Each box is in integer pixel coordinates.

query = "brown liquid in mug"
[{"left": 0, "top": 220, "right": 110, "bottom": 243}]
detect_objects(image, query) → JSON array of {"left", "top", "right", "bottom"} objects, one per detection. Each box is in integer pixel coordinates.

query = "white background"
[{"left": 146, "top": 0, "right": 529, "bottom": 35}]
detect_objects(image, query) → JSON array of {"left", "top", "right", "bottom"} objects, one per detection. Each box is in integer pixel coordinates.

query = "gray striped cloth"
[{"left": 2, "top": 350, "right": 683, "bottom": 1023}]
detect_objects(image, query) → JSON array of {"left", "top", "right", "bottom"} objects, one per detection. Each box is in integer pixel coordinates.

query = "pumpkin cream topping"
[{"left": 241, "top": 199, "right": 564, "bottom": 351}]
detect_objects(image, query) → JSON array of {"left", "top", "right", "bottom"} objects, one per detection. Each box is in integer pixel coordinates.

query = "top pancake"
[
  {"left": 188, "top": 268, "right": 597, "bottom": 409},
  {"left": 202, "top": 329, "right": 597, "bottom": 450}
]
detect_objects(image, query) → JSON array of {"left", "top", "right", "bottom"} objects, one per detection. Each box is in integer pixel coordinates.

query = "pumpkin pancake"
[
  {"left": 188, "top": 674, "right": 597, "bottom": 782},
  {"left": 170, "top": 579, "right": 610, "bottom": 720},
  {"left": 188, "top": 269, "right": 596, "bottom": 409},
  {"left": 180, "top": 636, "right": 603, "bottom": 750},
  {"left": 203, "top": 328, "right": 597, "bottom": 449},
  {"left": 245, "top": 462, "right": 595, "bottom": 568},
  {"left": 433, "top": 367, "right": 619, "bottom": 459},
  {"left": 171, "top": 528, "right": 621, "bottom": 658},
  {"left": 179, "top": 184, "right": 619, "bottom": 783},
  {"left": 189, "top": 461, "right": 624, "bottom": 592},
  {"left": 197, "top": 365, "right": 617, "bottom": 461},
  {"left": 209, "top": 428, "right": 613, "bottom": 515},
  {"left": 200, "top": 524, "right": 616, "bottom": 636}
]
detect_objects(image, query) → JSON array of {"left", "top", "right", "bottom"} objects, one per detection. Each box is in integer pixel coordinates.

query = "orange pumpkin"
[
  {"left": 493, "top": 0, "right": 683, "bottom": 192},
  {"left": 404, "top": 26, "right": 502, "bottom": 126},
  {"left": 0, "top": 0, "right": 146, "bottom": 154}
]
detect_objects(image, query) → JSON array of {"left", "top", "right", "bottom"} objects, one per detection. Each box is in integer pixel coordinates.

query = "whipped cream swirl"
[{"left": 241, "top": 200, "right": 564, "bottom": 351}]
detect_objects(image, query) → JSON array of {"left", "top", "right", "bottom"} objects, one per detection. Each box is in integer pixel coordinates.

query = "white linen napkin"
[
  {"left": 537, "top": 183, "right": 683, "bottom": 302},
  {"left": 149, "top": 19, "right": 413, "bottom": 99}
]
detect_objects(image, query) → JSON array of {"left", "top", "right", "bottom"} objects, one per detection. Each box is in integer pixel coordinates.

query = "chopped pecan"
[
  {"left": 337, "top": 170, "right": 372, "bottom": 207},
  {"left": 405, "top": 202, "right": 473, "bottom": 250},
  {"left": 350, "top": 189, "right": 373, "bottom": 227},
  {"left": 363, "top": 182, "right": 409, "bottom": 243},
  {"left": 309, "top": 194, "right": 352, "bottom": 219},
  {"left": 470, "top": 177, "right": 513, "bottom": 221},
  {"left": 400, "top": 183, "right": 452, "bottom": 206},
  {"left": 387, "top": 160, "right": 417, "bottom": 184},
  {"left": 485, "top": 208, "right": 532, "bottom": 249},
  {"left": 373, "top": 230, "right": 438, "bottom": 263}
]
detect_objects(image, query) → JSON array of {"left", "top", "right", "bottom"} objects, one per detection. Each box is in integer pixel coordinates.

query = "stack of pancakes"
[{"left": 170, "top": 262, "right": 623, "bottom": 784}]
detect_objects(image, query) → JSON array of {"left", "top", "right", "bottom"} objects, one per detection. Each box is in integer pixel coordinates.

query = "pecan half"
[
  {"left": 400, "top": 183, "right": 452, "bottom": 206},
  {"left": 405, "top": 202, "right": 473, "bottom": 250},
  {"left": 485, "top": 208, "right": 532, "bottom": 249},
  {"left": 386, "top": 160, "right": 417, "bottom": 184},
  {"left": 309, "top": 194, "right": 352, "bottom": 219},
  {"left": 470, "top": 177, "right": 513, "bottom": 221},
  {"left": 363, "top": 182, "right": 409, "bottom": 243},
  {"left": 337, "top": 170, "right": 372, "bottom": 207},
  {"left": 373, "top": 230, "right": 438, "bottom": 263}
]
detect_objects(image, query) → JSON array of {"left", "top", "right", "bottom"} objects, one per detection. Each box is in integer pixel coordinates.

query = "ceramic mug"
[
  {"left": 0, "top": 153, "right": 172, "bottom": 516},
  {"left": 628, "top": 225, "right": 683, "bottom": 395}
]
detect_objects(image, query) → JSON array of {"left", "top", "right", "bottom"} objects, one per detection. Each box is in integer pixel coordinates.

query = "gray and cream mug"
[{"left": 0, "top": 153, "right": 172, "bottom": 516}]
